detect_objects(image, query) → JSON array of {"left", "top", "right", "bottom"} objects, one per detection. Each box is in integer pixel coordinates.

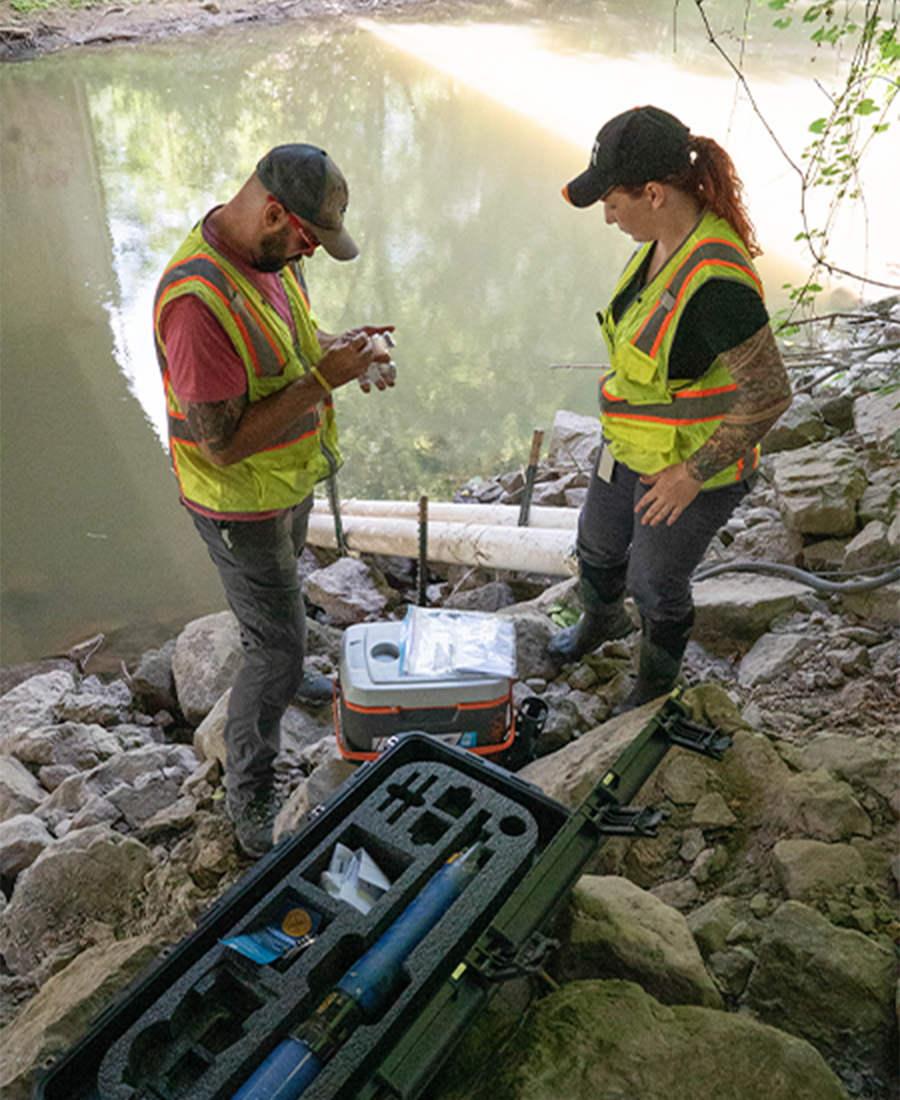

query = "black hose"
[{"left": 691, "top": 559, "right": 900, "bottom": 594}]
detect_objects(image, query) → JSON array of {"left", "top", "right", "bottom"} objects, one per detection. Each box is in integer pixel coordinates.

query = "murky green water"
[{"left": 0, "top": 0, "right": 888, "bottom": 666}]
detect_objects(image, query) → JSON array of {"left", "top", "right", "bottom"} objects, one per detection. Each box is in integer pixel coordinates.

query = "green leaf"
[
  {"left": 855, "top": 98, "right": 878, "bottom": 115},
  {"left": 767, "top": 0, "right": 789, "bottom": 9},
  {"left": 774, "top": 17, "right": 792, "bottom": 28},
  {"left": 873, "top": 123, "right": 890, "bottom": 134},
  {"left": 809, "top": 118, "right": 828, "bottom": 134}
]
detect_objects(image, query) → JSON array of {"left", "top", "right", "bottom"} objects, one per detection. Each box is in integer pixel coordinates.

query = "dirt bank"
[{"left": 0, "top": 0, "right": 443, "bottom": 62}]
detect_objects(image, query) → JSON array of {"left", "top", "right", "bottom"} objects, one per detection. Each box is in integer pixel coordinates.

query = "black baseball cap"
[
  {"left": 563, "top": 106, "right": 691, "bottom": 208},
  {"left": 257, "top": 144, "right": 359, "bottom": 260}
]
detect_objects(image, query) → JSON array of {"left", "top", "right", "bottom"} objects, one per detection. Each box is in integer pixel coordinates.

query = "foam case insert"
[{"left": 36, "top": 734, "right": 570, "bottom": 1100}]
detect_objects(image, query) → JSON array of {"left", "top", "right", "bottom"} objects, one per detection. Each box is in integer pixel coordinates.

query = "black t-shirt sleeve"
[{"left": 668, "top": 280, "right": 770, "bottom": 381}]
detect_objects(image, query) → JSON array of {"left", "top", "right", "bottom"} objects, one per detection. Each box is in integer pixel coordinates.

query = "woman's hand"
[{"left": 634, "top": 462, "right": 702, "bottom": 526}]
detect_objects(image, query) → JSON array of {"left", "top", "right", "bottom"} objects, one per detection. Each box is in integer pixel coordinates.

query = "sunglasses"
[{"left": 268, "top": 195, "right": 319, "bottom": 249}]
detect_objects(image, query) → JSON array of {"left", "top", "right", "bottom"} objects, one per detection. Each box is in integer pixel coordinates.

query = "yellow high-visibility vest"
[
  {"left": 154, "top": 224, "right": 341, "bottom": 515},
  {"left": 600, "top": 211, "right": 764, "bottom": 488}
]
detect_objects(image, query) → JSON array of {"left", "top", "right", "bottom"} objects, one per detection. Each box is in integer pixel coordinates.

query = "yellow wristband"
[{"left": 310, "top": 365, "right": 332, "bottom": 394}]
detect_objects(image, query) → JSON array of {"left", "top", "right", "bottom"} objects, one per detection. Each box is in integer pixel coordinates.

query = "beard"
[{"left": 253, "top": 226, "right": 295, "bottom": 272}]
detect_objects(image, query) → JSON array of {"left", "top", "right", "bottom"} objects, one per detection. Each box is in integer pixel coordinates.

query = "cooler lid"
[{"left": 339, "top": 622, "right": 510, "bottom": 708}]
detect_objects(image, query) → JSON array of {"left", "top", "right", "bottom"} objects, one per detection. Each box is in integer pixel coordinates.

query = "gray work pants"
[
  {"left": 189, "top": 498, "right": 312, "bottom": 810},
  {"left": 577, "top": 446, "right": 752, "bottom": 624}
]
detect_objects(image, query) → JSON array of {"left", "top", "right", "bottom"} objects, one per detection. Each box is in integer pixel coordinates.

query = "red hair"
[{"left": 624, "top": 135, "right": 761, "bottom": 257}]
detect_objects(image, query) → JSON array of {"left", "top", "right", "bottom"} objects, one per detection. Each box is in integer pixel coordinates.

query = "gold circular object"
[{"left": 282, "top": 908, "right": 313, "bottom": 938}]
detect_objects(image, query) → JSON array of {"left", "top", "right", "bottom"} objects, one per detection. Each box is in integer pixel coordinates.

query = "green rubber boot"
[
  {"left": 614, "top": 612, "right": 694, "bottom": 714},
  {"left": 547, "top": 562, "right": 633, "bottom": 664}
]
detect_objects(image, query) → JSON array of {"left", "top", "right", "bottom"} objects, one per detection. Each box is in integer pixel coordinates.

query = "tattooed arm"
[
  {"left": 179, "top": 332, "right": 396, "bottom": 467},
  {"left": 634, "top": 323, "right": 792, "bottom": 527},
  {"left": 685, "top": 323, "right": 792, "bottom": 482}
]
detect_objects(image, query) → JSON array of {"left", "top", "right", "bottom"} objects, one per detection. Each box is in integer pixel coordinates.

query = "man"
[{"left": 154, "top": 144, "right": 394, "bottom": 858}]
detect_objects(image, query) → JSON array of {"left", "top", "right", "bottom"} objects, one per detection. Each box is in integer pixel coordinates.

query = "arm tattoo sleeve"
[
  {"left": 686, "top": 323, "right": 792, "bottom": 483},
  {"left": 182, "top": 395, "right": 248, "bottom": 457}
]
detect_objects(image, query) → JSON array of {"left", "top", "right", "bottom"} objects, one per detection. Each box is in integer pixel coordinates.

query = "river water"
[{"left": 0, "top": 0, "right": 893, "bottom": 667}]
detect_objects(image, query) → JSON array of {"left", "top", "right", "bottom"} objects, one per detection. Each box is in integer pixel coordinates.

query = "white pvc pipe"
[
  {"left": 306, "top": 513, "right": 578, "bottom": 576},
  {"left": 311, "top": 498, "right": 579, "bottom": 530}
]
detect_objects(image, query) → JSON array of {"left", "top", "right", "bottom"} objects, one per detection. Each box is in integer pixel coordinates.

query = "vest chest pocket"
[{"left": 612, "top": 342, "right": 670, "bottom": 405}]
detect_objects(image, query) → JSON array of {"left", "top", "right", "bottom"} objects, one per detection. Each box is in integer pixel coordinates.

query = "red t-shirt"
[
  {"left": 159, "top": 214, "right": 303, "bottom": 520},
  {"left": 160, "top": 213, "right": 297, "bottom": 402}
]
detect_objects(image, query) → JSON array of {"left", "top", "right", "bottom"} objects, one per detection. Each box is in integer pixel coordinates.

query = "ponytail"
[{"left": 673, "top": 136, "right": 761, "bottom": 257}]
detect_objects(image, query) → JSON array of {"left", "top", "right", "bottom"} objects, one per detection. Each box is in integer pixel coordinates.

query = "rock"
[
  {"left": 129, "top": 639, "right": 178, "bottom": 714},
  {"left": 799, "top": 733, "right": 899, "bottom": 818},
  {"left": 55, "top": 676, "right": 132, "bottom": 727},
  {"left": 433, "top": 980, "right": 847, "bottom": 1100},
  {"left": 762, "top": 393, "right": 828, "bottom": 453},
  {"left": 305, "top": 557, "right": 390, "bottom": 624},
  {"left": 840, "top": 582, "right": 900, "bottom": 626},
  {"left": 724, "top": 519, "right": 803, "bottom": 565},
  {"left": 0, "top": 661, "right": 78, "bottom": 700},
  {"left": 854, "top": 387, "right": 900, "bottom": 452},
  {"left": 172, "top": 611, "right": 242, "bottom": 726},
  {"left": 443, "top": 581, "right": 515, "bottom": 613},
  {"left": 770, "top": 439, "right": 867, "bottom": 535},
  {"left": 687, "top": 896, "right": 758, "bottom": 958},
  {"left": 692, "top": 575, "right": 808, "bottom": 654},
  {"left": 737, "top": 632, "right": 811, "bottom": 687},
  {"left": 747, "top": 900, "right": 897, "bottom": 1077},
  {"left": 0, "top": 935, "right": 161, "bottom": 1100},
  {"left": 38, "top": 743, "right": 198, "bottom": 828},
  {"left": 859, "top": 465, "right": 900, "bottom": 525},
  {"left": 530, "top": 471, "right": 586, "bottom": 507},
  {"left": 803, "top": 537, "right": 849, "bottom": 570},
  {"left": 775, "top": 769, "right": 873, "bottom": 842},
  {"left": 496, "top": 607, "right": 559, "bottom": 681},
  {"left": 2, "top": 722, "right": 121, "bottom": 772},
  {"left": 193, "top": 687, "right": 229, "bottom": 767},
  {"left": 772, "top": 838, "right": 868, "bottom": 901},
  {"left": 0, "top": 670, "right": 76, "bottom": 740},
  {"left": 518, "top": 702, "right": 659, "bottom": 807},
  {"left": 544, "top": 408, "right": 600, "bottom": 472},
  {"left": 843, "top": 520, "right": 894, "bottom": 570},
  {"left": 707, "top": 945, "right": 757, "bottom": 998},
  {"left": 0, "top": 814, "right": 54, "bottom": 879},
  {"left": 649, "top": 876, "right": 701, "bottom": 910},
  {"left": 0, "top": 824, "right": 154, "bottom": 974},
  {"left": 691, "top": 791, "right": 738, "bottom": 829},
  {"left": 0, "top": 756, "right": 46, "bottom": 821},
  {"left": 551, "top": 875, "right": 723, "bottom": 1008}
]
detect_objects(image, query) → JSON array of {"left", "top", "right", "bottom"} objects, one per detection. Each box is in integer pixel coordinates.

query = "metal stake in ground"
[
  {"left": 517, "top": 429, "right": 544, "bottom": 527},
  {"left": 327, "top": 475, "right": 349, "bottom": 557},
  {"left": 418, "top": 496, "right": 428, "bottom": 606}
]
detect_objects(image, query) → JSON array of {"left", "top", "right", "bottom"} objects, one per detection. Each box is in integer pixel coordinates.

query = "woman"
[{"left": 548, "top": 106, "right": 792, "bottom": 710}]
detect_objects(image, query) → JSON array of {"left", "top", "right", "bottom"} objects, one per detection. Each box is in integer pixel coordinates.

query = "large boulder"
[
  {"left": 770, "top": 440, "right": 867, "bottom": 536},
  {"left": 747, "top": 900, "right": 897, "bottom": 1077},
  {"left": 0, "top": 935, "right": 160, "bottom": 1100},
  {"left": 0, "top": 671, "right": 76, "bottom": 741},
  {"left": 0, "top": 824, "right": 154, "bottom": 974},
  {"left": 433, "top": 980, "right": 847, "bottom": 1100},
  {"left": 692, "top": 575, "right": 808, "bottom": 654},
  {"left": 550, "top": 875, "right": 723, "bottom": 1008},
  {"left": 172, "top": 612, "right": 242, "bottom": 725}
]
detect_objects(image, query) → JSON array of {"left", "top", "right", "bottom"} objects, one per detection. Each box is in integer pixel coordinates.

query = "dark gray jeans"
[
  {"left": 577, "top": 445, "right": 751, "bottom": 623},
  {"left": 190, "top": 498, "right": 313, "bottom": 810}
]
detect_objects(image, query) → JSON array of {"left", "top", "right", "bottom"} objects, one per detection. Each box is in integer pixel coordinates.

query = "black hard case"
[{"left": 35, "top": 735, "right": 570, "bottom": 1100}]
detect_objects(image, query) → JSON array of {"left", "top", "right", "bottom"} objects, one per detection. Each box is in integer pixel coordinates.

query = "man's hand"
[
  {"left": 315, "top": 325, "right": 395, "bottom": 391},
  {"left": 634, "top": 462, "right": 702, "bottom": 527}
]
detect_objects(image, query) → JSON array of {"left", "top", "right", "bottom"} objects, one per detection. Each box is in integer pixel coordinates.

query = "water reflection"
[{"left": 0, "top": 1, "right": 891, "bottom": 666}]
